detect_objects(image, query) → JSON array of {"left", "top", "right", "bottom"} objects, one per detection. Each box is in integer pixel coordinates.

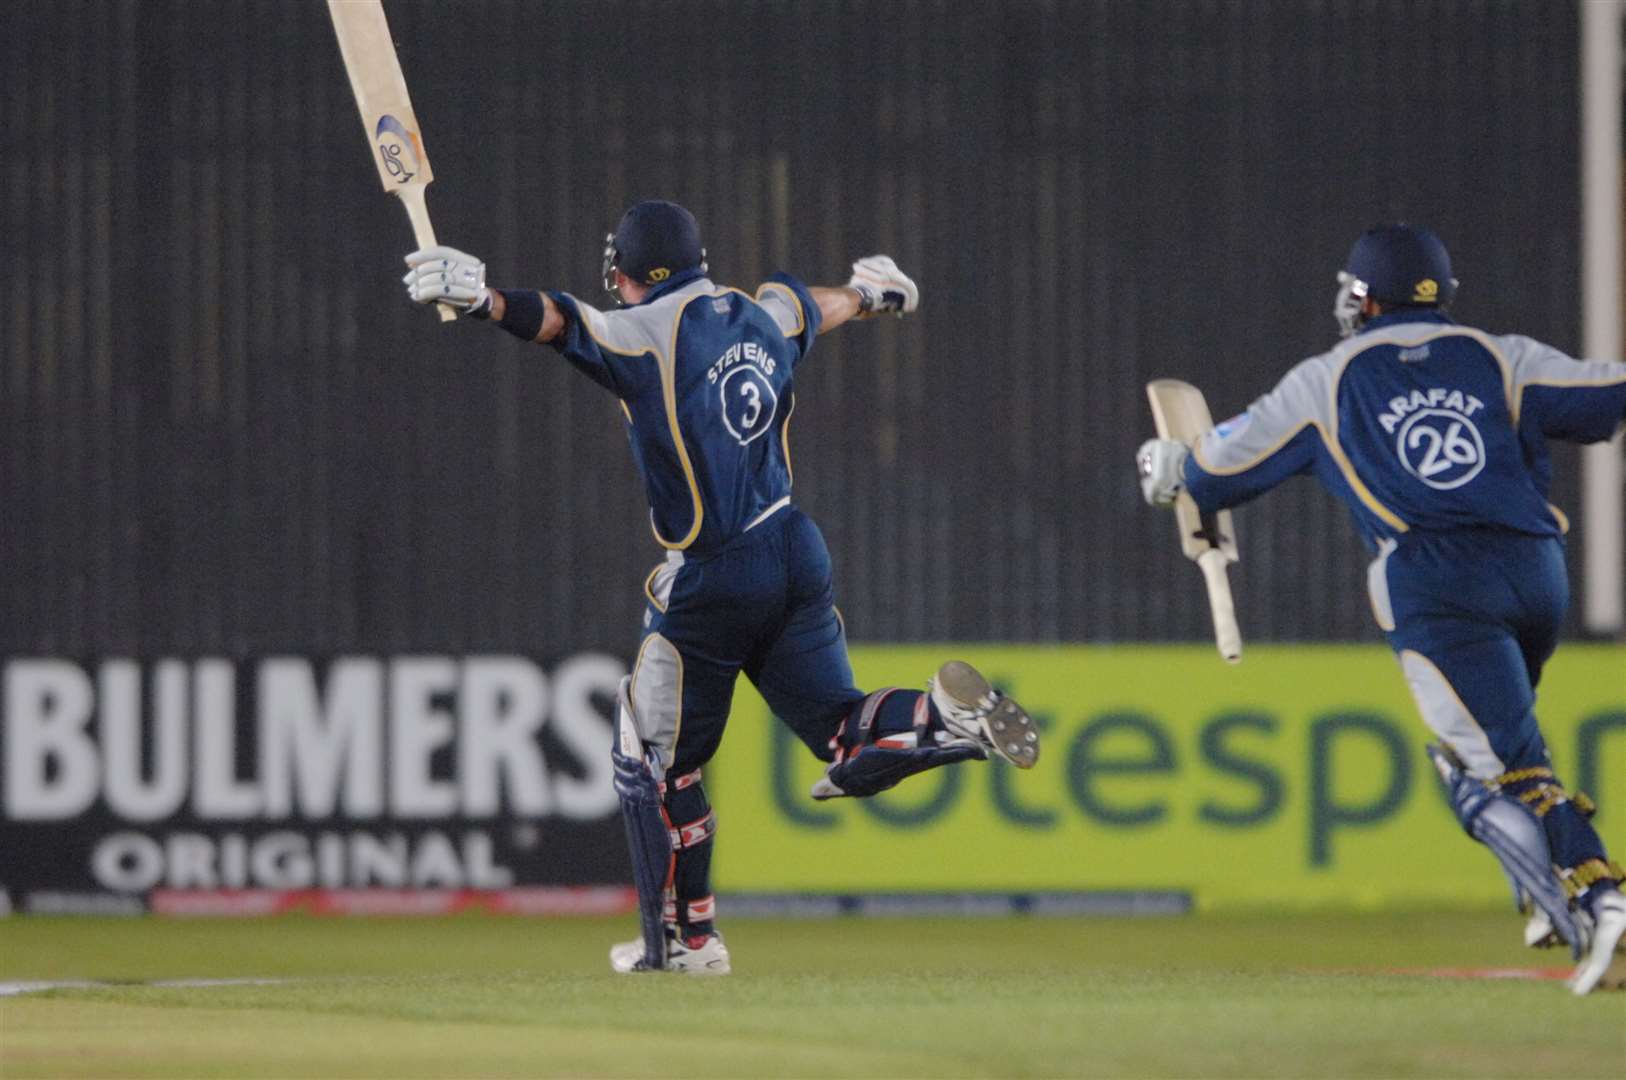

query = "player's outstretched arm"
[
  {"left": 403, "top": 246, "right": 565, "bottom": 343},
  {"left": 809, "top": 255, "right": 919, "bottom": 335}
]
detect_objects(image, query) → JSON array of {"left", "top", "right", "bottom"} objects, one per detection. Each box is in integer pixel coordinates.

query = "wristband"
[
  {"left": 851, "top": 282, "right": 879, "bottom": 314},
  {"left": 496, "top": 289, "right": 547, "bottom": 342}
]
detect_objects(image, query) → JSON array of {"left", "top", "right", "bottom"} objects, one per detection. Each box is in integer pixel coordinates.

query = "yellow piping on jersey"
[
  {"left": 1512, "top": 368, "right": 1626, "bottom": 428},
  {"left": 1348, "top": 324, "right": 1617, "bottom": 536},
  {"left": 780, "top": 392, "right": 796, "bottom": 485},
  {"left": 643, "top": 564, "right": 662, "bottom": 611},
  {"left": 1319, "top": 419, "right": 1407, "bottom": 533},
  {"left": 1349, "top": 324, "right": 1521, "bottom": 420},
  {"left": 645, "top": 285, "right": 795, "bottom": 551},
  {"left": 1322, "top": 350, "right": 1410, "bottom": 533},
  {"left": 572, "top": 295, "right": 665, "bottom": 360},
  {"left": 564, "top": 290, "right": 694, "bottom": 548},
  {"left": 649, "top": 293, "right": 711, "bottom": 551},
  {"left": 1191, "top": 417, "right": 1410, "bottom": 534},
  {"left": 755, "top": 281, "right": 807, "bottom": 338},
  {"left": 1192, "top": 422, "right": 1313, "bottom": 476}
]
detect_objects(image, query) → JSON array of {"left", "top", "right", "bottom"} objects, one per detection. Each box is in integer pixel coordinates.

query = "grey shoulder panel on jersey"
[
  {"left": 1192, "top": 351, "right": 1341, "bottom": 474},
  {"left": 754, "top": 282, "right": 808, "bottom": 339},
  {"left": 567, "top": 278, "right": 715, "bottom": 358},
  {"left": 1496, "top": 333, "right": 1626, "bottom": 392}
]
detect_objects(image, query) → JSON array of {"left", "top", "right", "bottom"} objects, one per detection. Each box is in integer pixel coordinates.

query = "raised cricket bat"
[
  {"left": 1146, "top": 379, "right": 1242, "bottom": 663},
  {"left": 328, "top": 0, "right": 455, "bottom": 322}
]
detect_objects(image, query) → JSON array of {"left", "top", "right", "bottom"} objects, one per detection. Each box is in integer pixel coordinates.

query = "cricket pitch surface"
[{"left": 2, "top": 912, "right": 1621, "bottom": 1078}]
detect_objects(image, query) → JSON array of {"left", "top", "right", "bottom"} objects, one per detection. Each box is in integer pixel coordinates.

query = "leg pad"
[
  {"left": 1429, "top": 744, "right": 1582, "bottom": 960},
  {"left": 612, "top": 679, "right": 674, "bottom": 972}
]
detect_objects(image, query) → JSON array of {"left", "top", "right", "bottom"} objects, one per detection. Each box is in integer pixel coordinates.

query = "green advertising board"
[{"left": 708, "top": 645, "right": 1625, "bottom": 909}]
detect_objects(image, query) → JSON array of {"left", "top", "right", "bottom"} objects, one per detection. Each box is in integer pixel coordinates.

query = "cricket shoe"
[
  {"left": 929, "top": 661, "right": 1040, "bottom": 769},
  {"left": 609, "top": 930, "right": 731, "bottom": 976},
  {"left": 1523, "top": 906, "right": 1562, "bottom": 949},
  {"left": 1568, "top": 890, "right": 1626, "bottom": 995}
]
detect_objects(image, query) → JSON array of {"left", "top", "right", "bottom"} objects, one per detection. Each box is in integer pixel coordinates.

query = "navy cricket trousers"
[{"left": 627, "top": 505, "right": 864, "bottom": 776}]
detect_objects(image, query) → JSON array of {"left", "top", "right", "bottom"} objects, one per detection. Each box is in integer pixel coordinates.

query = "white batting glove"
[
  {"left": 402, "top": 245, "right": 492, "bottom": 314},
  {"left": 848, "top": 255, "right": 919, "bottom": 317},
  {"left": 1136, "top": 438, "right": 1189, "bottom": 507}
]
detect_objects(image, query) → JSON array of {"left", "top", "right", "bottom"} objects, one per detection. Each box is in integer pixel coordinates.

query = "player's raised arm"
[
  {"left": 808, "top": 255, "right": 920, "bottom": 334},
  {"left": 402, "top": 245, "right": 566, "bottom": 342}
]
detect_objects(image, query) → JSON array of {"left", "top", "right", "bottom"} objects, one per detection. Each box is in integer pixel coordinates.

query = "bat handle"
[
  {"left": 398, "top": 185, "right": 456, "bottom": 323},
  {"left": 1197, "top": 548, "right": 1243, "bottom": 664}
]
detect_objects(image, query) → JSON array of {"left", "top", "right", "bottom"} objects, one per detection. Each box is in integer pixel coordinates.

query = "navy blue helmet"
[
  {"left": 602, "top": 200, "right": 707, "bottom": 300},
  {"left": 1334, "top": 224, "right": 1458, "bottom": 337}
]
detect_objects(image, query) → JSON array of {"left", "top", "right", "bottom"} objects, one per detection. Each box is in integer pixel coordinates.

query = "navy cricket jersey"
[
  {"left": 1182, "top": 311, "right": 1626, "bottom": 549},
  {"left": 547, "top": 269, "right": 821, "bottom": 555}
]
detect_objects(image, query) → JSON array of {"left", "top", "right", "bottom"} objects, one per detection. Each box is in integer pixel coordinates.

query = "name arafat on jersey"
[
  {"left": 1377, "top": 387, "right": 1486, "bottom": 434},
  {"left": 707, "top": 341, "right": 778, "bottom": 384}
]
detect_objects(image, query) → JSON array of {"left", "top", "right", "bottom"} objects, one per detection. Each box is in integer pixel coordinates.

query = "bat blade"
[
  {"left": 328, "top": 0, "right": 454, "bottom": 321},
  {"left": 329, "top": 0, "right": 434, "bottom": 194},
  {"left": 1146, "top": 378, "right": 1243, "bottom": 663}
]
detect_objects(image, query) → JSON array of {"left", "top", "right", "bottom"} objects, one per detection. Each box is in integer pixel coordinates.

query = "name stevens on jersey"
[
  {"left": 707, "top": 340, "right": 777, "bottom": 384},
  {"left": 1376, "top": 387, "right": 1485, "bottom": 434}
]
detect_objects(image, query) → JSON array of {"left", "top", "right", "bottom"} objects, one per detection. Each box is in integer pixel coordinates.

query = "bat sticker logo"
[{"left": 374, "top": 114, "right": 422, "bottom": 183}]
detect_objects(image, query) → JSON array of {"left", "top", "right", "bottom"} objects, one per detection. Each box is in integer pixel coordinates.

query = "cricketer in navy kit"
[
  {"left": 402, "top": 200, "right": 1039, "bottom": 975},
  {"left": 1137, "top": 224, "right": 1626, "bottom": 995}
]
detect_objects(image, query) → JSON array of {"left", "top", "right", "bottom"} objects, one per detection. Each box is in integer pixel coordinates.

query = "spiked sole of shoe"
[
  {"left": 936, "top": 662, "right": 1040, "bottom": 769},
  {"left": 980, "top": 696, "right": 1040, "bottom": 769}
]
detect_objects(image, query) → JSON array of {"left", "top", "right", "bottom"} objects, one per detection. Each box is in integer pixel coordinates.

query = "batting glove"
[
  {"left": 403, "top": 245, "right": 492, "bottom": 315},
  {"left": 1136, "top": 438, "right": 1189, "bottom": 507},
  {"left": 848, "top": 255, "right": 919, "bottom": 317}
]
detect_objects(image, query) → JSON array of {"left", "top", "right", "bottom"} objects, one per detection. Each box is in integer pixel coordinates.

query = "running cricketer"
[
  {"left": 402, "top": 201, "right": 1039, "bottom": 974},
  {"left": 1136, "top": 224, "right": 1626, "bottom": 995}
]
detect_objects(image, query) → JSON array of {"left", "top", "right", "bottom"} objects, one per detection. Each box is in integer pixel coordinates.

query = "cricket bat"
[
  {"left": 328, "top": 0, "right": 455, "bottom": 322},
  {"left": 1146, "top": 379, "right": 1242, "bottom": 663}
]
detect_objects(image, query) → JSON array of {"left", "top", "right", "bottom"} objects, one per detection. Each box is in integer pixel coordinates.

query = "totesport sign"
[{"left": 707, "top": 645, "right": 1624, "bottom": 909}]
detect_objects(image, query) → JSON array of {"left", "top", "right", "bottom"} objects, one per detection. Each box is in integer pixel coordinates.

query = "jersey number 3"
[{"left": 720, "top": 366, "right": 778, "bottom": 447}]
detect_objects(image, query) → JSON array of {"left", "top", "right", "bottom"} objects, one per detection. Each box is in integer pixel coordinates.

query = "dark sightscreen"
[{"left": 0, "top": 0, "right": 1585, "bottom": 654}]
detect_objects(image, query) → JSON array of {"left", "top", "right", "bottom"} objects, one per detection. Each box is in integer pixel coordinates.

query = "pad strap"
[
  {"left": 663, "top": 895, "right": 716, "bottom": 926},
  {"left": 669, "top": 809, "right": 717, "bottom": 850},
  {"left": 1562, "top": 858, "right": 1625, "bottom": 899},
  {"left": 828, "top": 688, "right": 906, "bottom": 763},
  {"left": 1516, "top": 782, "right": 1568, "bottom": 818},
  {"left": 815, "top": 740, "right": 983, "bottom": 799},
  {"left": 662, "top": 768, "right": 703, "bottom": 793}
]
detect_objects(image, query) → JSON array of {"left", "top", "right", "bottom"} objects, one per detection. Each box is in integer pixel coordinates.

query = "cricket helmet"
[
  {"left": 602, "top": 200, "right": 707, "bottom": 300},
  {"left": 1333, "top": 223, "right": 1458, "bottom": 337}
]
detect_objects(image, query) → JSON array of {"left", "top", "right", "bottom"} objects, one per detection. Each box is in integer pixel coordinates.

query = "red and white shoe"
[{"left": 609, "top": 930, "right": 731, "bottom": 976}]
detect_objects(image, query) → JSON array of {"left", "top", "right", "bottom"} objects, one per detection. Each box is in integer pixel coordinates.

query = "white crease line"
[{"left": 0, "top": 977, "right": 289, "bottom": 998}]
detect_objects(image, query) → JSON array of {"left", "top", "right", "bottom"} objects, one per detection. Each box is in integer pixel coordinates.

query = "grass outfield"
[{"left": 1, "top": 913, "right": 1622, "bottom": 1078}]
